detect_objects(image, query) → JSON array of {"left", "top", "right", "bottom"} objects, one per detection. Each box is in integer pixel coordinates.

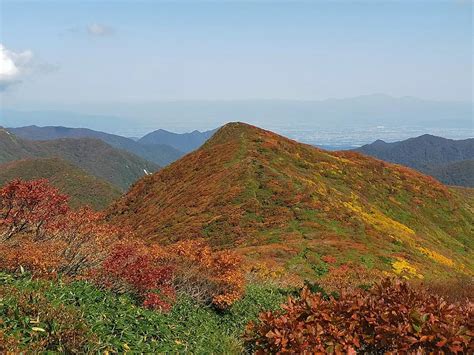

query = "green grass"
[{"left": 0, "top": 273, "right": 287, "bottom": 353}]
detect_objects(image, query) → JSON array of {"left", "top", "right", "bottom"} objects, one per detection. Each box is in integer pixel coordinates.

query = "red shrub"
[
  {"left": 246, "top": 278, "right": 473, "bottom": 353},
  {"left": 0, "top": 179, "right": 68, "bottom": 240},
  {"left": 95, "top": 241, "right": 176, "bottom": 311}
]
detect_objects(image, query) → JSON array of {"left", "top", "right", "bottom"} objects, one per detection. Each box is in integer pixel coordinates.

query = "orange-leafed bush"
[
  {"left": 0, "top": 238, "right": 64, "bottom": 278},
  {"left": 246, "top": 278, "right": 473, "bottom": 353},
  {"left": 170, "top": 239, "right": 245, "bottom": 309},
  {"left": 93, "top": 241, "right": 175, "bottom": 311},
  {"left": 0, "top": 179, "right": 122, "bottom": 278},
  {"left": 94, "top": 239, "right": 245, "bottom": 311}
]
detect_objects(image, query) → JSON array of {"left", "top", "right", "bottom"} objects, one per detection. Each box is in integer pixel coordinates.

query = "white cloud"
[
  {"left": 0, "top": 44, "right": 34, "bottom": 90},
  {"left": 87, "top": 23, "right": 114, "bottom": 36}
]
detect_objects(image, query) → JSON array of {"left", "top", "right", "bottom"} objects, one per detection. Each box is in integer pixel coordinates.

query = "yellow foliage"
[
  {"left": 392, "top": 257, "right": 423, "bottom": 279},
  {"left": 343, "top": 200, "right": 415, "bottom": 242},
  {"left": 417, "top": 247, "right": 454, "bottom": 267}
]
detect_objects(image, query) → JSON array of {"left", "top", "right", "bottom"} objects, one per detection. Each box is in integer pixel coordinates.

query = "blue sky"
[{"left": 0, "top": 0, "right": 472, "bottom": 108}]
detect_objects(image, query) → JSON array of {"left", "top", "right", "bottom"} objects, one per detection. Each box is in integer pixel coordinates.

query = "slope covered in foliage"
[
  {"left": 0, "top": 158, "right": 120, "bottom": 209},
  {"left": 0, "top": 128, "right": 158, "bottom": 190},
  {"left": 110, "top": 122, "right": 473, "bottom": 281}
]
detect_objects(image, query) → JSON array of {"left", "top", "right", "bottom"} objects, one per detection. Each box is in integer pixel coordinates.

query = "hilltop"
[
  {"left": 0, "top": 128, "right": 158, "bottom": 190},
  {"left": 0, "top": 158, "right": 121, "bottom": 210},
  {"left": 356, "top": 134, "right": 474, "bottom": 187},
  {"left": 9, "top": 125, "right": 184, "bottom": 166},
  {"left": 110, "top": 123, "right": 473, "bottom": 281}
]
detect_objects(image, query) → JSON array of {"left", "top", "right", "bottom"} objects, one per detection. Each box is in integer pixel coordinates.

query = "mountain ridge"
[
  {"left": 8, "top": 125, "right": 184, "bottom": 167},
  {"left": 109, "top": 122, "right": 473, "bottom": 281},
  {"left": 355, "top": 134, "right": 474, "bottom": 187},
  {"left": 139, "top": 127, "right": 218, "bottom": 153},
  {"left": 0, "top": 129, "right": 159, "bottom": 190}
]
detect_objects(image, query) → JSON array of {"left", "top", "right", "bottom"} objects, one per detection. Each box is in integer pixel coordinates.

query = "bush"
[
  {"left": 94, "top": 241, "right": 176, "bottom": 311},
  {"left": 0, "top": 179, "right": 122, "bottom": 278},
  {"left": 93, "top": 239, "right": 245, "bottom": 311},
  {"left": 245, "top": 278, "right": 473, "bottom": 353},
  {"left": 170, "top": 239, "right": 245, "bottom": 309}
]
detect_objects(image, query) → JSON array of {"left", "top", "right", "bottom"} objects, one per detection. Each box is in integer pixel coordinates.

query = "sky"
[{"left": 0, "top": 0, "right": 472, "bottom": 110}]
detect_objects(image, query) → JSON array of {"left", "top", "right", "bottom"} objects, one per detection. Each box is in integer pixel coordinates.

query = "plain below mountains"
[
  {"left": 0, "top": 128, "right": 158, "bottom": 191},
  {"left": 109, "top": 122, "right": 473, "bottom": 281},
  {"left": 355, "top": 134, "right": 474, "bottom": 187}
]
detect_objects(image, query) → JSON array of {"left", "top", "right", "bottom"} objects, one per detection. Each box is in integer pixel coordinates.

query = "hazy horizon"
[{"left": 1, "top": 0, "right": 472, "bottom": 144}]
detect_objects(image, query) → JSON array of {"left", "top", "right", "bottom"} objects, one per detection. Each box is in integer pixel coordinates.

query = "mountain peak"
[{"left": 203, "top": 122, "right": 274, "bottom": 148}]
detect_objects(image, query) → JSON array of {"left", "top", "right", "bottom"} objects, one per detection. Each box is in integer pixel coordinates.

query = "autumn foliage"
[
  {"left": 0, "top": 179, "right": 69, "bottom": 240},
  {"left": 170, "top": 239, "right": 245, "bottom": 309},
  {"left": 93, "top": 239, "right": 245, "bottom": 310},
  {"left": 93, "top": 241, "right": 176, "bottom": 311},
  {"left": 0, "top": 179, "right": 122, "bottom": 278},
  {"left": 0, "top": 179, "right": 245, "bottom": 311},
  {"left": 246, "top": 278, "right": 473, "bottom": 353}
]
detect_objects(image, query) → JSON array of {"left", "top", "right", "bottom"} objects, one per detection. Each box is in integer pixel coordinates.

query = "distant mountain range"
[
  {"left": 8, "top": 125, "right": 184, "bottom": 167},
  {"left": 0, "top": 128, "right": 158, "bottom": 190},
  {"left": 109, "top": 122, "right": 473, "bottom": 280},
  {"left": 139, "top": 128, "right": 218, "bottom": 153},
  {"left": 0, "top": 158, "right": 121, "bottom": 210},
  {"left": 355, "top": 134, "right": 474, "bottom": 187},
  {"left": 2, "top": 95, "right": 471, "bottom": 131}
]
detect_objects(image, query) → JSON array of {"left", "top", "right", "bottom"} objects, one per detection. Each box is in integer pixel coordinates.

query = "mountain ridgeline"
[
  {"left": 109, "top": 123, "right": 473, "bottom": 281},
  {"left": 8, "top": 125, "right": 185, "bottom": 167},
  {"left": 139, "top": 128, "right": 218, "bottom": 153},
  {"left": 0, "top": 128, "right": 158, "bottom": 190},
  {"left": 355, "top": 134, "right": 474, "bottom": 187}
]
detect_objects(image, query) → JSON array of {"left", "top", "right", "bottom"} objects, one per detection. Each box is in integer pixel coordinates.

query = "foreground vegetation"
[
  {"left": 0, "top": 273, "right": 287, "bottom": 353},
  {"left": 0, "top": 178, "right": 472, "bottom": 353}
]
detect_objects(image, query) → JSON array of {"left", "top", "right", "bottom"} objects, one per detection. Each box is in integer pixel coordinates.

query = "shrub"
[
  {"left": 245, "top": 278, "right": 473, "bottom": 353},
  {"left": 93, "top": 241, "right": 176, "bottom": 311},
  {"left": 0, "top": 179, "right": 68, "bottom": 240},
  {"left": 0, "top": 179, "right": 122, "bottom": 278},
  {"left": 169, "top": 239, "right": 245, "bottom": 309},
  {"left": 94, "top": 239, "right": 245, "bottom": 311}
]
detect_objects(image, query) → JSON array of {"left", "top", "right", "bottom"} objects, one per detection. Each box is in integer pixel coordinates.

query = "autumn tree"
[
  {"left": 0, "top": 179, "right": 69, "bottom": 240},
  {"left": 0, "top": 179, "right": 122, "bottom": 277}
]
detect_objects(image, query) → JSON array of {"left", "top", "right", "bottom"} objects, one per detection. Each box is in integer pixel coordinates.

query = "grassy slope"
[
  {"left": 0, "top": 129, "right": 159, "bottom": 190},
  {"left": 110, "top": 123, "right": 474, "bottom": 281},
  {"left": 0, "top": 273, "right": 286, "bottom": 353},
  {"left": 0, "top": 158, "right": 121, "bottom": 210}
]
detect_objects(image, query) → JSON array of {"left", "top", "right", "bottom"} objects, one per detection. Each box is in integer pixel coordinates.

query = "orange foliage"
[
  {"left": 246, "top": 278, "right": 473, "bottom": 353},
  {"left": 318, "top": 263, "right": 384, "bottom": 293},
  {"left": 170, "top": 239, "right": 245, "bottom": 309},
  {"left": 0, "top": 179, "right": 122, "bottom": 278},
  {"left": 93, "top": 239, "right": 245, "bottom": 310}
]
